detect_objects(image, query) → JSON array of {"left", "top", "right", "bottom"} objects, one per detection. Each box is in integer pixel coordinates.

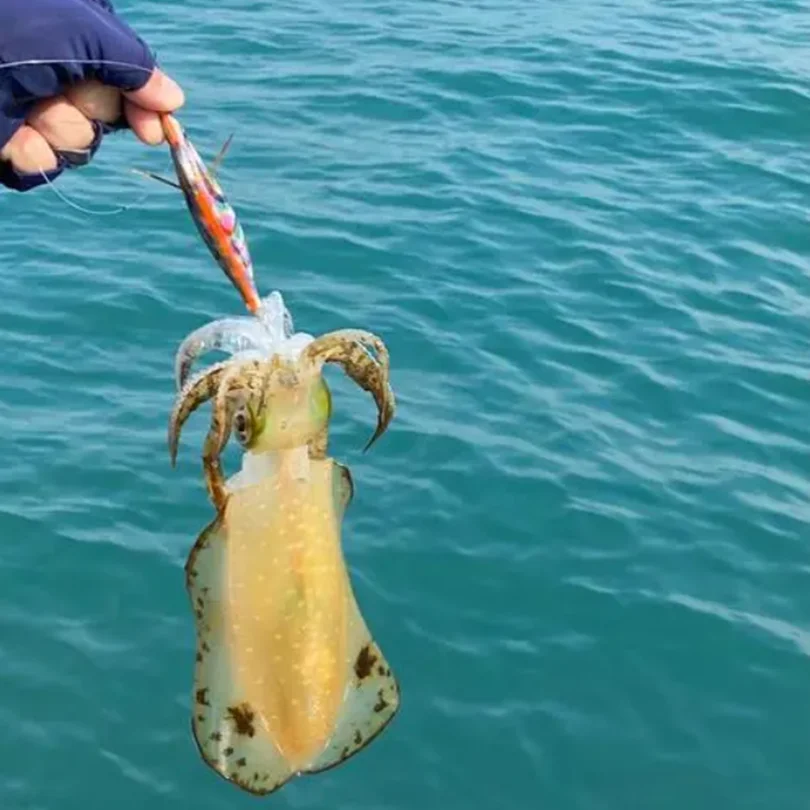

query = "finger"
[
  {"left": 26, "top": 97, "right": 96, "bottom": 152},
  {"left": 64, "top": 80, "right": 123, "bottom": 124},
  {"left": 0, "top": 125, "right": 59, "bottom": 174},
  {"left": 124, "top": 68, "right": 185, "bottom": 113},
  {"left": 123, "top": 100, "right": 164, "bottom": 145}
]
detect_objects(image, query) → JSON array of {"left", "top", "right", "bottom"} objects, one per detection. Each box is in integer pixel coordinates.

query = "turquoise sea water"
[{"left": 2, "top": 0, "right": 809, "bottom": 807}]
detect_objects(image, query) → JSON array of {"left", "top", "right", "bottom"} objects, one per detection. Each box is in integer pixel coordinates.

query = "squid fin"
[
  {"left": 306, "top": 592, "right": 400, "bottom": 772},
  {"left": 305, "top": 459, "right": 400, "bottom": 772},
  {"left": 332, "top": 461, "right": 354, "bottom": 513},
  {"left": 185, "top": 512, "right": 297, "bottom": 797}
]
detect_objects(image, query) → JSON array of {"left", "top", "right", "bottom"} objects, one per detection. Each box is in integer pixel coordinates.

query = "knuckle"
[
  {"left": 3, "top": 127, "right": 59, "bottom": 173},
  {"left": 65, "top": 80, "right": 123, "bottom": 124},
  {"left": 27, "top": 97, "right": 96, "bottom": 150}
]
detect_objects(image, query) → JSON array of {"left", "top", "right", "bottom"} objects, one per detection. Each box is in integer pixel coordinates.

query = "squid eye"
[{"left": 233, "top": 407, "right": 253, "bottom": 446}]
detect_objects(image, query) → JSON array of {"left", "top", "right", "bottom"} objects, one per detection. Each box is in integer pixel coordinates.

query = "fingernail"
[{"left": 125, "top": 69, "right": 185, "bottom": 112}]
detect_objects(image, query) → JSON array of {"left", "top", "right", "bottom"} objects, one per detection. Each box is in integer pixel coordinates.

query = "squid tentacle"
[
  {"left": 303, "top": 329, "right": 395, "bottom": 451},
  {"left": 174, "top": 317, "right": 270, "bottom": 390},
  {"left": 201, "top": 363, "right": 246, "bottom": 510},
  {"left": 168, "top": 360, "right": 233, "bottom": 466},
  {"left": 202, "top": 359, "right": 275, "bottom": 509}
]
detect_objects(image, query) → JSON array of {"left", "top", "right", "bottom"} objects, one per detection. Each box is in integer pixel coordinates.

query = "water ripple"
[{"left": 2, "top": 0, "right": 810, "bottom": 807}]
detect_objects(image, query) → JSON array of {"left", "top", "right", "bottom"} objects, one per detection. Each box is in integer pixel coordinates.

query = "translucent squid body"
[{"left": 167, "top": 292, "right": 399, "bottom": 796}]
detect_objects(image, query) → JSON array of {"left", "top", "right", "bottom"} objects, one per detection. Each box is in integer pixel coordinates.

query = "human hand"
[{"left": 0, "top": 0, "right": 185, "bottom": 192}]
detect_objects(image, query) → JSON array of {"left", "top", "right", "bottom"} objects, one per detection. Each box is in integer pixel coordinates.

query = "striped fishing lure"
[{"left": 138, "top": 114, "right": 261, "bottom": 314}]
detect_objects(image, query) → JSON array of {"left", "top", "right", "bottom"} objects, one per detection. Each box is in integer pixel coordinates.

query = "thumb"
[{"left": 124, "top": 68, "right": 185, "bottom": 112}]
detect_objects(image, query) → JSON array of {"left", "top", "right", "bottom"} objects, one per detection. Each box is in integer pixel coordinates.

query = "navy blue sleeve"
[{"left": 0, "top": 0, "right": 157, "bottom": 190}]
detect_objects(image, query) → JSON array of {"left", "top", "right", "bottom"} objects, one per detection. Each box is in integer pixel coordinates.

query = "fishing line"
[
  {"left": 0, "top": 58, "right": 171, "bottom": 215},
  {"left": 37, "top": 161, "right": 154, "bottom": 215}
]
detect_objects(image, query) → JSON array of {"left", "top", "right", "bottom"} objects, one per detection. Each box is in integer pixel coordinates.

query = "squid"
[{"left": 168, "top": 292, "right": 399, "bottom": 796}]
